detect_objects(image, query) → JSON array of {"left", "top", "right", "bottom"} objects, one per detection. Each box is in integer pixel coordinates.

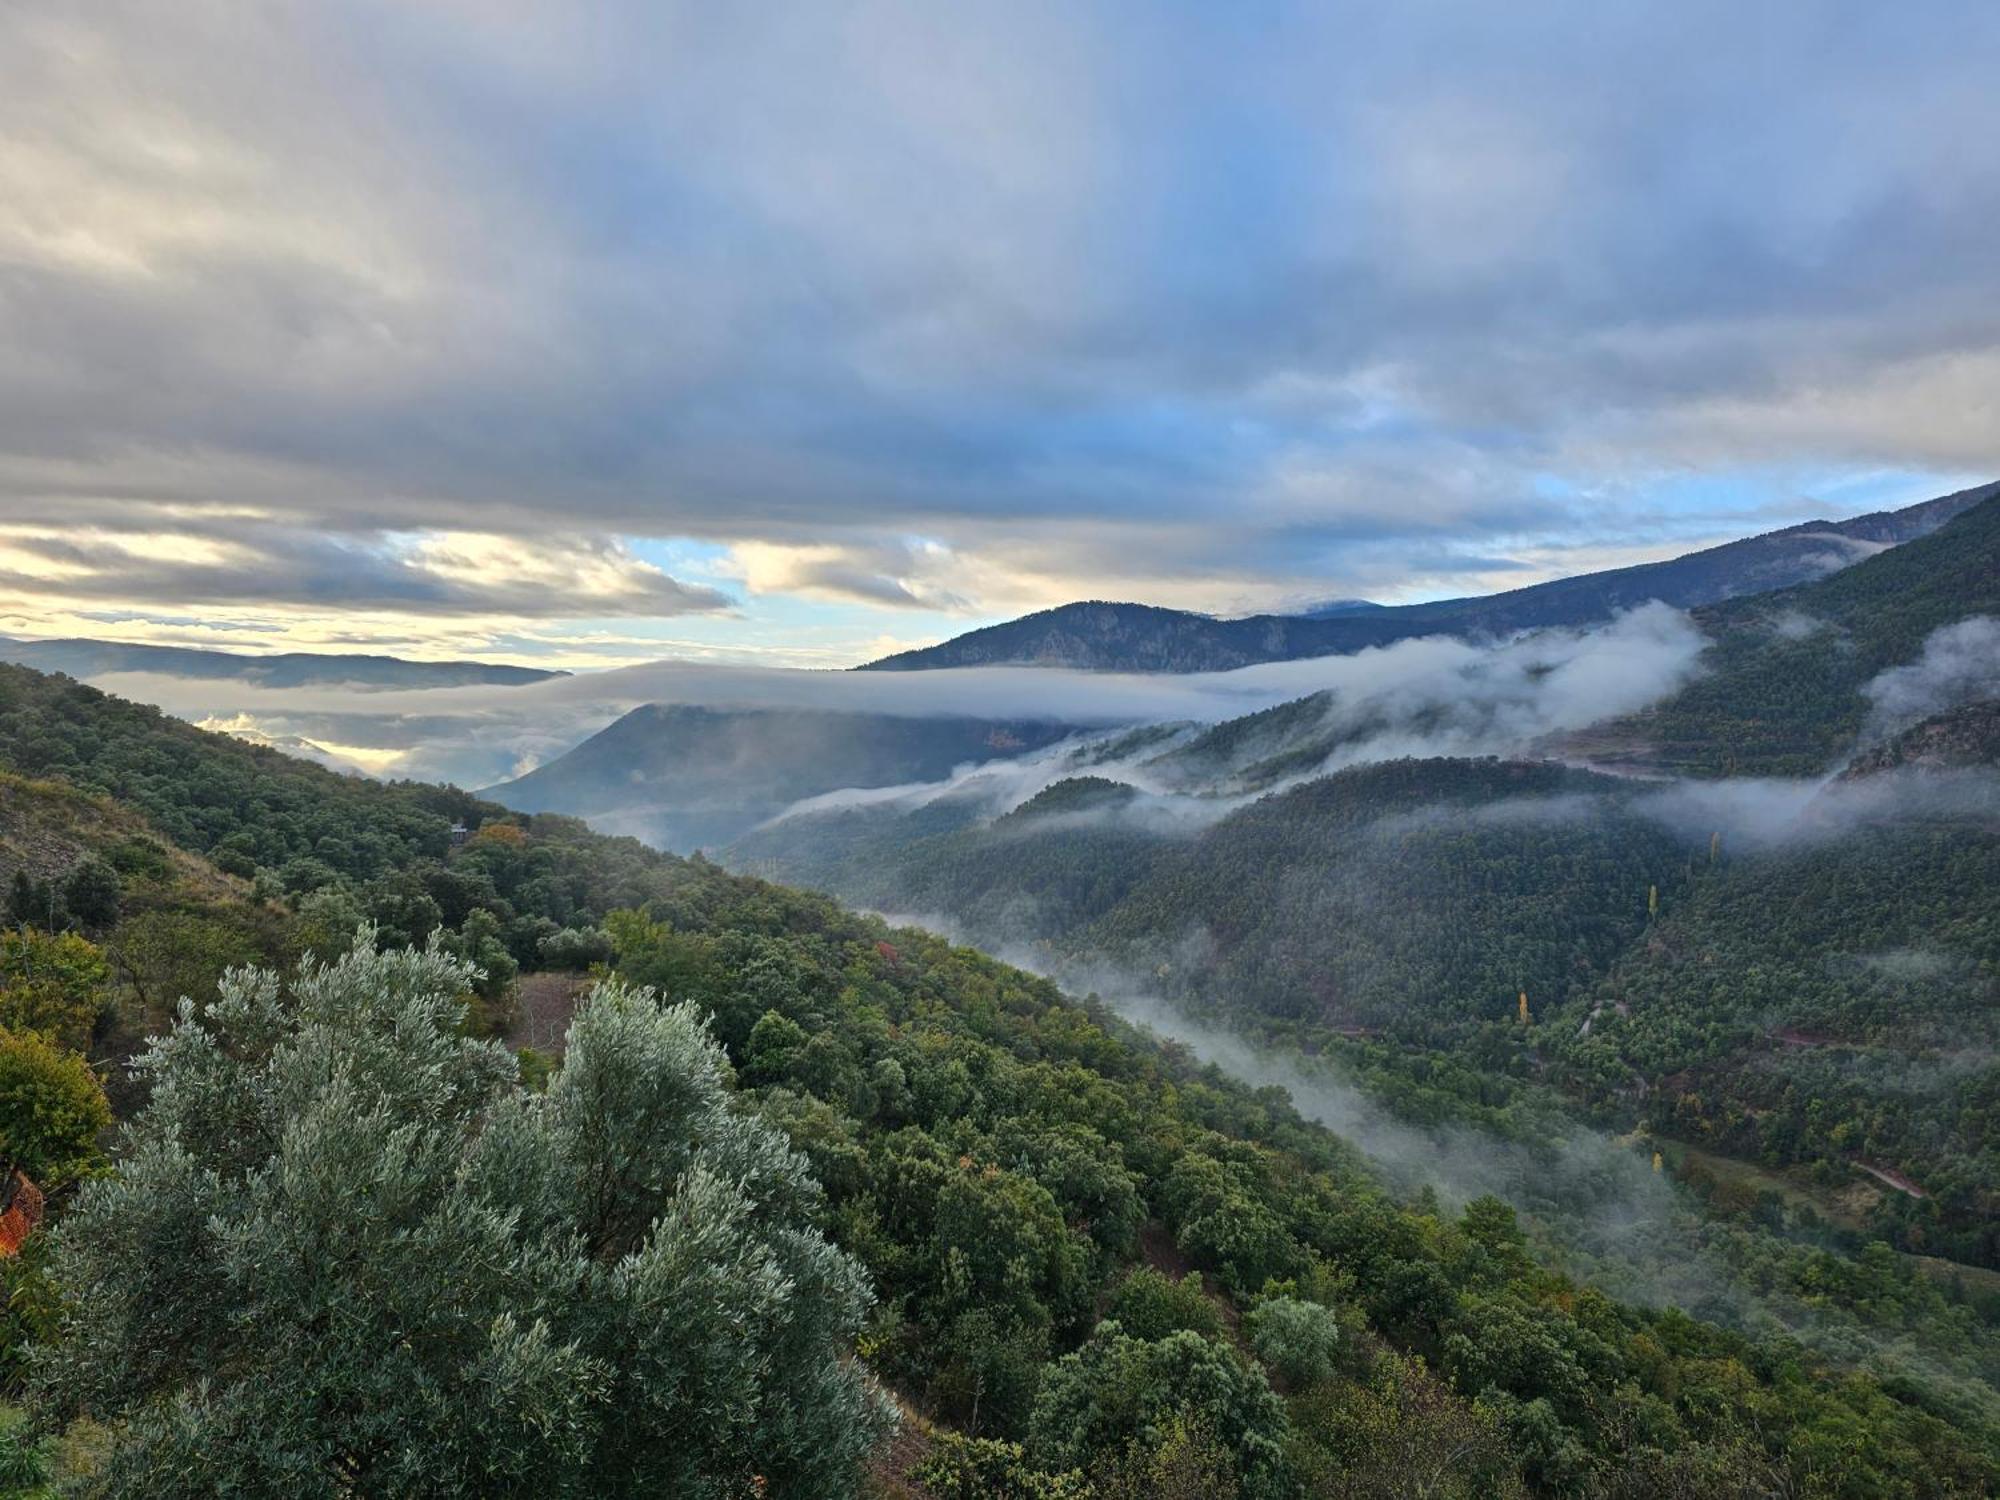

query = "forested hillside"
[
  {"left": 486, "top": 703, "right": 1078, "bottom": 849},
  {"left": 1551, "top": 733, "right": 2000, "bottom": 1267},
  {"left": 1577, "top": 490, "right": 2000, "bottom": 775},
  {"left": 0, "top": 664, "right": 1994, "bottom": 1493}
]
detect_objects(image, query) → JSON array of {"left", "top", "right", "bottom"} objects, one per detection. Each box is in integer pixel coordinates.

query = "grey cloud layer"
[{"left": 3, "top": 2, "right": 1998, "bottom": 617}]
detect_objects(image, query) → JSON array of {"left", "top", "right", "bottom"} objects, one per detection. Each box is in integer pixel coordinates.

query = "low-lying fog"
[{"left": 81, "top": 601, "right": 1711, "bottom": 793}]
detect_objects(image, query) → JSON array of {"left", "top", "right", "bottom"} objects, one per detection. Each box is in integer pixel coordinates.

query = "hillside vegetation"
[
  {"left": 0, "top": 664, "right": 1992, "bottom": 1493},
  {"left": 1580, "top": 490, "right": 2000, "bottom": 775}
]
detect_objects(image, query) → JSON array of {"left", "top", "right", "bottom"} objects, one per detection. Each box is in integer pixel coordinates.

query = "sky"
[{"left": 2, "top": 1, "right": 1996, "bottom": 669}]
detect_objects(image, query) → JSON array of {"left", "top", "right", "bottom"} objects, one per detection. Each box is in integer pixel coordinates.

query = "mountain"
[
  {"left": 483, "top": 703, "right": 1079, "bottom": 849},
  {"left": 1294, "top": 596, "right": 1389, "bottom": 619},
  {"left": 861, "top": 480, "right": 1996, "bottom": 672},
  {"left": 729, "top": 492, "right": 2000, "bottom": 1278},
  {"left": 0, "top": 636, "right": 564, "bottom": 689},
  {"left": 739, "top": 756, "right": 1687, "bottom": 1033},
  {"left": 1567, "top": 486, "right": 2000, "bottom": 775},
  {"left": 1840, "top": 699, "right": 2000, "bottom": 780},
  {"left": 735, "top": 741, "right": 2000, "bottom": 1267},
  {"left": 1551, "top": 755, "right": 2000, "bottom": 1266}
]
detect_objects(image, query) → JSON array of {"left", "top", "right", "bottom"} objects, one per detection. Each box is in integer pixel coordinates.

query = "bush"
[
  {"left": 1106, "top": 1267, "right": 1224, "bottom": 1343},
  {"left": 0, "top": 931, "right": 108, "bottom": 1052},
  {"left": 0, "top": 1029, "right": 109, "bottom": 1190},
  {"left": 1245, "top": 1296, "right": 1339, "bottom": 1389},
  {"left": 538, "top": 926, "right": 614, "bottom": 972},
  {"left": 60, "top": 860, "right": 120, "bottom": 932},
  {"left": 1026, "top": 1324, "right": 1289, "bottom": 1500}
]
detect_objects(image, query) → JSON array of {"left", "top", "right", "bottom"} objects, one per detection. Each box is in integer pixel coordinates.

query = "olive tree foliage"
[{"left": 36, "top": 934, "right": 889, "bottom": 1498}]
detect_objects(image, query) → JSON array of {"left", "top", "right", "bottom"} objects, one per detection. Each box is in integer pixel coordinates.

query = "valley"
[
  {"left": 0, "top": 483, "right": 1994, "bottom": 1495},
  {"left": 13, "top": 11, "right": 2000, "bottom": 1491}
]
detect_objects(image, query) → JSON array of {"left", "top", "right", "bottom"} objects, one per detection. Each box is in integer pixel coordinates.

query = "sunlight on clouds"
[
  {"left": 0, "top": 542, "right": 92, "bottom": 582},
  {"left": 193, "top": 713, "right": 408, "bottom": 775},
  {"left": 404, "top": 532, "right": 718, "bottom": 609},
  {"left": 723, "top": 540, "right": 971, "bottom": 611},
  {"left": 0, "top": 525, "right": 247, "bottom": 574}
]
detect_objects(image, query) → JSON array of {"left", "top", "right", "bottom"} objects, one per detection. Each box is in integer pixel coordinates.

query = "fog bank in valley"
[{"left": 80, "top": 604, "right": 1711, "bottom": 794}]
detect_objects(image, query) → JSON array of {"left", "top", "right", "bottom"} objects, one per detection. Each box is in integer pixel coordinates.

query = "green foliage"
[
  {"left": 0, "top": 654, "right": 1996, "bottom": 1493},
  {"left": 604, "top": 888, "right": 1998, "bottom": 1494},
  {"left": 289, "top": 885, "right": 368, "bottom": 960},
  {"left": 1286, "top": 1349, "right": 1524, "bottom": 1500},
  {"left": 0, "top": 1405, "right": 51, "bottom": 1497},
  {"left": 58, "top": 862, "right": 119, "bottom": 934},
  {"left": 1609, "top": 491, "right": 2000, "bottom": 775},
  {"left": 1245, "top": 1296, "right": 1340, "bottom": 1390},
  {"left": 538, "top": 925, "right": 613, "bottom": 971},
  {"left": 0, "top": 1239, "right": 61, "bottom": 1397},
  {"left": 35, "top": 944, "right": 887, "bottom": 1496},
  {"left": 750, "top": 757, "right": 1689, "bottom": 1041},
  {"left": 105, "top": 910, "right": 260, "bottom": 1028},
  {"left": 1105, "top": 1267, "right": 1223, "bottom": 1343},
  {"left": 438, "top": 907, "right": 520, "bottom": 1026},
  {"left": 0, "top": 932, "right": 108, "bottom": 1053},
  {"left": 1025, "top": 1324, "right": 1289, "bottom": 1500},
  {"left": 1088, "top": 1413, "right": 1242, "bottom": 1500},
  {"left": 915, "top": 1433, "right": 1090, "bottom": 1499},
  {"left": 1553, "top": 808, "right": 2000, "bottom": 1265},
  {"left": 0, "top": 1030, "right": 108, "bottom": 1190}
]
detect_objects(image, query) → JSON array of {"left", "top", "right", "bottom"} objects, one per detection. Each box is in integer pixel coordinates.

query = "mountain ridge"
[
  {"left": 0, "top": 636, "right": 565, "bottom": 689},
  {"left": 484, "top": 703, "right": 1080, "bottom": 849},
  {"left": 862, "top": 481, "right": 1997, "bottom": 673}
]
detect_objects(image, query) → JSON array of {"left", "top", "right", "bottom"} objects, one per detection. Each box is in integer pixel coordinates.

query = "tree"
[
  {"left": 36, "top": 942, "right": 889, "bottom": 1496},
  {"left": 61, "top": 859, "right": 121, "bottom": 933},
  {"left": 1025, "top": 1323, "right": 1289, "bottom": 1500},
  {"left": 743, "top": 1009, "right": 809, "bottom": 1086},
  {"left": 1244, "top": 1296, "right": 1339, "bottom": 1390},
  {"left": 107, "top": 910, "right": 259, "bottom": 1027},
  {"left": 538, "top": 926, "right": 614, "bottom": 972},
  {"left": 5, "top": 875, "right": 59, "bottom": 934},
  {"left": 0, "top": 1028, "right": 108, "bottom": 1190},
  {"left": 291, "top": 885, "right": 368, "bottom": 960},
  {"left": 0, "top": 930, "right": 109, "bottom": 1052},
  {"left": 1106, "top": 1268, "right": 1224, "bottom": 1343},
  {"left": 439, "top": 907, "right": 519, "bottom": 1016},
  {"left": 1287, "top": 1350, "right": 1523, "bottom": 1500}
]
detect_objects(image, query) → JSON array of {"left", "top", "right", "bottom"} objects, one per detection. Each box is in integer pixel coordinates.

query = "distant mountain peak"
[{"left": 1293, "top": 597, "right": 1388, "bottom": 619}]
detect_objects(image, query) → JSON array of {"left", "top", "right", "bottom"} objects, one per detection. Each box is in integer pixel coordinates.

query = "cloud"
[
  {"left": 69, "top": 604, "right": 1705, "bottom": 794},
  {"left": 0, "top": 523, "right": 730, "bottom": 618},
  {"left": 1862, "top": 616, "right": 2000, "bottom": 736},
  {"left": 723, "top": 540, "right": 971, "bottom": 611},
  {"left": 1, "top": 1, "right": 1996, "bottom": 648}
]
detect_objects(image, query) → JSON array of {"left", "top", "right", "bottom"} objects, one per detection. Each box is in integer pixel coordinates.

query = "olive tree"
[{"left": 37, "top": 935, "right": 888, "bottom": 1497}]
